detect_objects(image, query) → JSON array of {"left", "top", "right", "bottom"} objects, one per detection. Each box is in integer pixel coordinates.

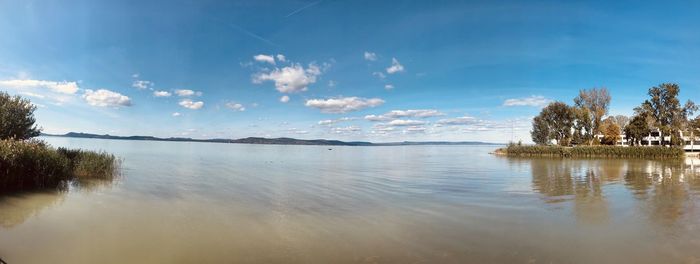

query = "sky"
[{"left": 0, "top": 0, "right": 698, "bottom": 143}]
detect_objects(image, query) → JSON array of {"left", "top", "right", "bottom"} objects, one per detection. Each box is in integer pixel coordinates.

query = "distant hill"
[{"left": 42, "top": 132, "right": 503, "bottom": 146}]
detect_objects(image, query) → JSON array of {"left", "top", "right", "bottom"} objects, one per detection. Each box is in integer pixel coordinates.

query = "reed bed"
[
  {"left": 0, "top": 139, "right": 119, "bottom": 192},
  {"left": 497, "top": 144, "right": 684, "bottom": 159}
]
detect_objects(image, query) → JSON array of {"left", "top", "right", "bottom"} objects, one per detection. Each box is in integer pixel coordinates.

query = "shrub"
[{"left": 0, "top": 91, "right": 42, "bottom": 140}]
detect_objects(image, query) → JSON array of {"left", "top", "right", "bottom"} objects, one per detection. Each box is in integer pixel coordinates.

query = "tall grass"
[
  {"left": 57, "top": 148, "right": 118, "bottom": 180},
  {"left": 0, "top": 139, "right": 119, "bottom": 192},
  {"left": 498, "top": 144, "right": 684, "bottom": 159}
]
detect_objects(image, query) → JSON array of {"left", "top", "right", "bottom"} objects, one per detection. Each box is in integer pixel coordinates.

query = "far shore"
[{"left": 43, "top": 132, "right": 504, "bottom": 147}]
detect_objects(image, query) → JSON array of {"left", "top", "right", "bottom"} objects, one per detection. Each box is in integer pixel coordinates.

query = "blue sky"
[{"left": 0, "top": 0, "right": 698, "bottom": 143}]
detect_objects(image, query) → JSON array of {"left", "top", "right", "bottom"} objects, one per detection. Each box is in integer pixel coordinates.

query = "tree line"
[{"left": 531, "top": 83, "right": 699, "bottom": 147}]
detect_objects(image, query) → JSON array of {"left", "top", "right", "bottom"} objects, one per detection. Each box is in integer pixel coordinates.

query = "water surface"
[{"left": 1, "top": 137, "right": 700, "bottom": 263}]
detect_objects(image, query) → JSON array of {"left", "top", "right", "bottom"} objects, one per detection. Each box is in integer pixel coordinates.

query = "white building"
[{"left": 595, "top": 128, "right": 700, "bottom": 152}]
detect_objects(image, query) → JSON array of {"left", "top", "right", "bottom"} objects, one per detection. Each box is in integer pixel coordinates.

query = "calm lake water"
[{"left": 2, "top": 137, "right": 700, "bottom": 263}]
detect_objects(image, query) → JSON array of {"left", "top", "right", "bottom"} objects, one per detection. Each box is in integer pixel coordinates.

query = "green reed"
[
  {"left": 498, "top": 144, "right": 685, "bottom": 159},
  {"left": 0, "top": 139, "right": 119, "bottom": 192}
]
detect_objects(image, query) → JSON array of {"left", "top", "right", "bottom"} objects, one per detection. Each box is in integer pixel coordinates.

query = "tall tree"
[
  {"left": 634, "top": 83, "right": 697, "bottom": 146},
  {"left": 624, "top": 114, "right": 651, "bottom": 146},
  {"left": 574, "top": 87, "right": 611, "bottom": 137},
  {"left": 599, "top": 117, "right": 621, "bottom": 145},
  {"left": 0, "top": 92, "right": 42, "bottom": 140},
  {"left": 531, "top": 102, "right": 575, "bottom": 146},
  {"left": 531, "top": 116, "right": 550, "bottom": 145},
  {"left": 571, "top": 107, "right": 593, "bottom": 145}
]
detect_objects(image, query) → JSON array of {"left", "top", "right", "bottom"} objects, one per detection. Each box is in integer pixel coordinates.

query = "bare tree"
[{"left": 574, "top": 87, "right": 611, "bottom": 138}]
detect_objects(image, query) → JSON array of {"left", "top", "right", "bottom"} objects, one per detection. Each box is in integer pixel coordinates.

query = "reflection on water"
[
  {"left": 0, "top": 180, "right": 116, "bottom": 228},
  {"left": 526, "top": 158, "right": 700, "bottom": 227},
  {"left": 0, "top": 191, "right": 65, "bottom": 228},
  {"left": 1, "top": 137, "right": 700, "bottom": 263}
]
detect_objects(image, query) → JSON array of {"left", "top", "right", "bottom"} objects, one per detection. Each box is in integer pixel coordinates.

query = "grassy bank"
[
  {"left": 0, "top": 139, "right": 118, "bottom": 192},
  {"left": 496, "top": 144, "right": 685, "bottom": 159}
]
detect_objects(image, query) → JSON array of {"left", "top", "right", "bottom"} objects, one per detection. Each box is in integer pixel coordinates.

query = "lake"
[{"left": 1, "top": 137, "right": 700, "bottom": 263}]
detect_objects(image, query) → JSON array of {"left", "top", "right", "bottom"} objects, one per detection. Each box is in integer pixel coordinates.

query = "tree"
[
  {"left": 634, "top": 83, "right": 697, "bottom": 146},
  {"left": 531, "top": 116, "right": 550, "bottom": 145},
  {"left": 0, "top": 92, "right": 42, "bottom": 140},
  {"left": 599, "top": 117, "right": 621, "bottom": 145},
  {"left": 574, "top": 87, "right": 611, "bottom": 137},
  {"left": 691, "top": 116, "right": 700, "bottom": 132},
  {"left": 571, "top": 107, "right": 593, "bottom": 145},
  {"left": 531, "top": 102, "right": 575, "bottom": 146},
  {"left": 690, "top": 116, "right": 700, "bottom": 143},
  {"left": 611, "top": 115, "right": 630, "bottom": 129},
  {"left": 624, "top": 114, "right": 651, "bottom": 146}
]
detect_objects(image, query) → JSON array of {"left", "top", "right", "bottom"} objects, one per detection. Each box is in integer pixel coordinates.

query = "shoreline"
[{"left": 493, "top": 145, "right": 687, "bottom": 160}]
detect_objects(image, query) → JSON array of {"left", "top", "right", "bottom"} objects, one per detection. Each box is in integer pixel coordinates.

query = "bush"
[
  {"left": 498, "top": 145, "right": 684, "bottom": 159},
  {"left": 0, "top": 139, "right": 118, "bottom": 192},
  {"left": 0, "top": 91, "right": 42, "bottom": 140}
]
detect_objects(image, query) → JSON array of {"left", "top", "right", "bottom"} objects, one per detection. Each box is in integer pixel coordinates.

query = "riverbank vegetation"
[
  {"left": 500, "top": 83, "right": 699, "bottom": 159},
  {"left": 497, "top": 144, "right": 684, "bottom": 159},
  {"left": 0, "top": 92, "right": 119, "bottom": 192},
  {"left": 531, "top": 84, "right": 698, "bottom": 147}
]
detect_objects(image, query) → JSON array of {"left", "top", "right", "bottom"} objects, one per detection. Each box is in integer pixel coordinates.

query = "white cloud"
[
  {"left": 172, "top": 112, "right": 181, "bottom": 117},
  {"left": 253, "top": 54, "right": 276, "bottom": 64},
  {"left": 364, "top": 114, "right": 394, "bottom": 122},
  {"left": 318, "top": 117, "right": 356, "bottom": 125},
  {"left": 437, "top": 116, "right": 477, "bottom": 125},
  {"left": 432, "top": 116, "right": 533, "bottom": 137},
  {"left": 405, "top": 126, "right": 426, "bottom": 133},
  {"left": 0, "top": 79, "right": 79, "bottom": 94},
  {"left": 253, "top": 63, "right": 321, "bottom": 93},
  {"left": 286, "top": 128, "right": 308, "bottom": 134},
  {"left": 83, "top": 89, "right": 131, "bottom": 107},
  {"left": 174, "top": 89, "right": 201, "bottom": 97},
  {"left": 371, "top": 126, "right": 396, "bottom": 134},
  {"left": 179, "top": 99, "right": 204, "bottom": 110},
  {"left": 372, "top": 71, "right": 386, "bottom": 79},
  {"left": 280, "top": 95, "right": 290, "bottom": 103},
  {"left": 503, "top": 95, "right": 551, "bottom": 107},
  {"left": 226, "top": 102, "right": 246, "bottom": 111},
  {"left": 385, "top": 84, "right": 394, "bottom": 90},
  {"left": 276, "top": 54, "right": 286, "bottom": 62},
  {"left": 387, "top": 119, "right": 427, "bottom": 126},
  {"left": 132, "top": 80, "right": 153, "bottom": 90},
  {"left": 305, "top": 97, "right": 384, "bottom": 114},
  {"left": 153, "top": 90, "right": 171, "bottom": 97},
  {"left": 20, "top": 91, "right": 45, "bottom": 99},
  {"left": 331, "top": 126, "right": 362, "bottom": 134},
  {"left": 369, "top": 121, "right": 429, "bottom": 134},
  {"left": 364, "top": 51, "right": 377, "bottom": 61},
  {"left": 387, "top": 109, "right": 445, "bottom": 118},
  {"left": 365, "top": 109, "right": 445, "bottom": 122},
  {"left": 328, "top": 80, "right": 337, "bottom": 87},
  {"left": 386, "top": 58, "right": 404, "bottom": 74}
]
